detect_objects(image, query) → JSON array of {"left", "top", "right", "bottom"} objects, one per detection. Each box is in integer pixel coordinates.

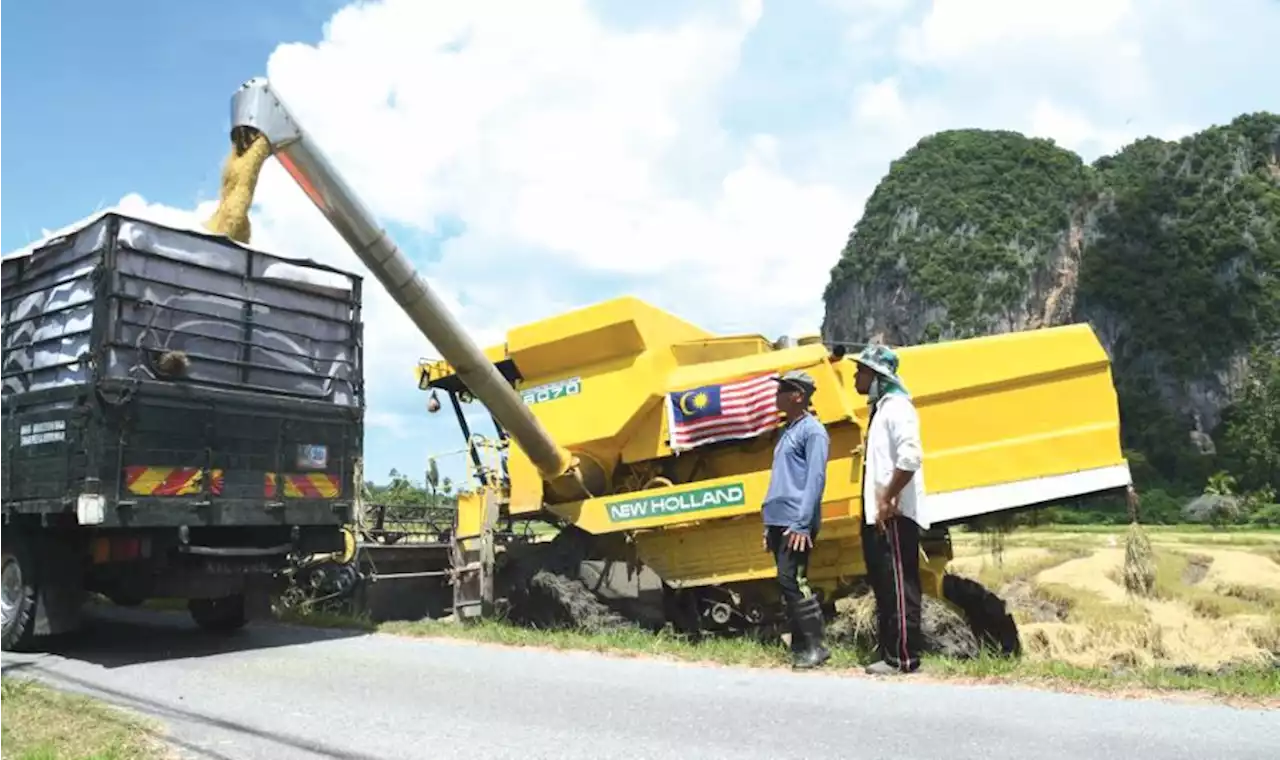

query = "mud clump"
[{"left": 526, "top": 570, "right": 634, "bottom": 634}]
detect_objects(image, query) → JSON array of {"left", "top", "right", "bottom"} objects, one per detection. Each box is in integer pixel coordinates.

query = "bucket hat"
[{"left": 853, "top": 344, "right": 905, "bottom": 387}]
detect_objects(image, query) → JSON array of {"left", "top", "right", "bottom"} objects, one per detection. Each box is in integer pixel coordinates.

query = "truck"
[{"left": 1, "top": 210, "right": 362, "bottom": 651}]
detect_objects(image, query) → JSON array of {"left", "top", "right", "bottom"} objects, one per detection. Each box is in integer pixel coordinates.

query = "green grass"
[
  {"left": 271, "top": 609, "right": 1280, "bottom": 704},
  {"left": 927, "top": 652, "right": 1280, "bottom": 700},
  {"left": 257, "top": 523, "right": 1280, "bottom": 705},
  {"left": 0, "top": 679, "right": 167, "bottom": 760}
]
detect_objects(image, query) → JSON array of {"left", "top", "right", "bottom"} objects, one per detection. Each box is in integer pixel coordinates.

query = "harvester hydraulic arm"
[{"left": 227, "top": 77, "right": 578, "bottom": 489}]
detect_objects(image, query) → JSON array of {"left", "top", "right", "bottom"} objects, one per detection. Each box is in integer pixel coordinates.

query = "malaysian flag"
[{"left": 665, "top": 372, "right": 783, "bottom": 452}]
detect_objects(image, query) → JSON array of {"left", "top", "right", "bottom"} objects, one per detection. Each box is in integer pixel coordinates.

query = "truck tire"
[
  {"left": 189, "top": 594, "right": 248, "bottom": 633},
  {"left": 1, "top": 540, "right": 38, "bottom": 652}
]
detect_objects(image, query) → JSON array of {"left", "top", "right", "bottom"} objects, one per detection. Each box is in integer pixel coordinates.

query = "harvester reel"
[{"left": 279, "top": 556, "right": 361, "bottom": 615}]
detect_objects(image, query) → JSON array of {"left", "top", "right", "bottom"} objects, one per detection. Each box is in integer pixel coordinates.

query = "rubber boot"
[
  {"left": 788, "top": 608, "right": 803, "bottom": 655},
  {"left": 791, "top": 596, "right": 830, "bottom": 670}
]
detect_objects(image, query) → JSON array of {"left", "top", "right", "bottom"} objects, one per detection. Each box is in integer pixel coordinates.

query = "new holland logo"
[{"left": 605, "top": 483, "right": 747, "bottom": 523}]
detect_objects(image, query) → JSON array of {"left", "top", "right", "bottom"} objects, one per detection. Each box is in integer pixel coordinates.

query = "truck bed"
[{"left": 2, "top": 211, "right": 365, "bottom": 530}]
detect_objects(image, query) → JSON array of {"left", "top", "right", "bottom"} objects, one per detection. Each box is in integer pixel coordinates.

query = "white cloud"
[
  {"left": 898, "top": 0, "right": 1137, "bottom": 65},
  {"left": 93, "top": 0, "right": 1275, "bottom": 481}
]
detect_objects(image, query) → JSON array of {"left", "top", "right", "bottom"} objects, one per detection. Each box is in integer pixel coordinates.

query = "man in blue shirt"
[{"left": 761, "top": 369, "right": 831, "bottom": 669}]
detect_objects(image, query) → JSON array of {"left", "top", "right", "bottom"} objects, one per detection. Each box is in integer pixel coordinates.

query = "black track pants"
[
  {"left": 767, "top": 525, "right": 815, "bottom": 608},
  {"left": 861, "top": 516, "right": 923, "bottom": 671}
]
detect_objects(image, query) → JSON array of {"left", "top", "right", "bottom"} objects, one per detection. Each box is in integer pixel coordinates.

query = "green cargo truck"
[{"left": 2, "top": 211, "right": 362, "bottom": 651}]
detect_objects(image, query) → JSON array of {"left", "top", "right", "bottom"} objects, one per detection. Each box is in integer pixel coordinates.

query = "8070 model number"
[{"left": 520, "top": 377, "right": 582, "bottom": 405}]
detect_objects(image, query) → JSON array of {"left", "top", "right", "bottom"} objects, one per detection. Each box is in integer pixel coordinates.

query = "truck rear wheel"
[
  {"left": 189, "top": 594, "right": 248, "bottom": 633},
  {"left": 1, "top": 541, "right": 38, "bottom": 652}
]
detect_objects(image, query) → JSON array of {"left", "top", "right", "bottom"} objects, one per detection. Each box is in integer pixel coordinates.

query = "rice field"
[{"left": 943, "top": 527, "right": 1280, "bottom": 672}]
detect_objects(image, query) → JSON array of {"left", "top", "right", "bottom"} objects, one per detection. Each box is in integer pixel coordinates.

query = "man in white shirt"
[{"left": 852, "top": 344, "right": 927, "bottom": 675}]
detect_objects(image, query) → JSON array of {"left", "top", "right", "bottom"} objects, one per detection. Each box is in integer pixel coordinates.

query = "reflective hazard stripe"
[
  {"left": 264, "top": 472, "right": 341, "bottom": 499},
  {"left": 123, "top": 467, "right": 224, "bottom": 496}
]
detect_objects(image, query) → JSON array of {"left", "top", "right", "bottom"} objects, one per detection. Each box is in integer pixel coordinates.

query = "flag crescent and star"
[{"left": 678, "top": 390, "right": 709, "bottom": 417}]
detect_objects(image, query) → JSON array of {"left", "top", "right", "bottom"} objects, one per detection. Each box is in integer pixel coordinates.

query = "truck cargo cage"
[{"left": 2, "top": 211, "right": 366, "bottom": 526}]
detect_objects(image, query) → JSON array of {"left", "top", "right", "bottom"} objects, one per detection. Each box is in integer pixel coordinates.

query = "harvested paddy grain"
[
  {"left": 830, "top": 590, "right": 980, "bottom": 658},
  {"left": 1195, "top": 548, "right": 1280, "bottom": 593},
  {"left": 1123, "top": 522, "right": 1156, "bottom": 597},
  {"left": 204, "top": 127, "right": 272, "bottom": 244},
  {"left": 1020, "top": 620, "right": 1165, "bottom": 669},
  {"left": 1009, "top": 540, "right": 1280, "bottom": 670},
  {"left": 1141, "top": 598, "right": 1271, "bottom": 669},
  {"left": 1035, "top": 548, "right": 1129, "bottom": 605}
]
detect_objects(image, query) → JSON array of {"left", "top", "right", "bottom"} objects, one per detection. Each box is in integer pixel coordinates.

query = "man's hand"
[
  {"left": 875, "top": 487, "right": 900, "bottom": 532},
  {"left": 762, "top": 530, "right": 769, "bottom": 553},
  {"left": 783, "top": 528, "right": 812, "bottom": 552}
]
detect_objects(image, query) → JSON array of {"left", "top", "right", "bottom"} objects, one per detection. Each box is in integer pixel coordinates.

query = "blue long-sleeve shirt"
[{"left": 761, "top": 413, "right": 830, "bottom": 536}]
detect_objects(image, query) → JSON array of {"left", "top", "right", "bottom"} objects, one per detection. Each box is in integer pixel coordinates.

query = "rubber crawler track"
[{"left": 942, "top": 573, "right": 1022, "bottom": 656}]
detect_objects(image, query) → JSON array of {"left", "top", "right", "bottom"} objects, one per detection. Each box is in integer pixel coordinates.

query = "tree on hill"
[{"left": 822, "top": 112, "right": 1280, "bottom": 503}]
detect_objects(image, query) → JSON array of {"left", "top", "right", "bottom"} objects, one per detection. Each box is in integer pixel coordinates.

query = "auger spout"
[{"left": 228, "top": 77, "right": 576, "bottom": 486}]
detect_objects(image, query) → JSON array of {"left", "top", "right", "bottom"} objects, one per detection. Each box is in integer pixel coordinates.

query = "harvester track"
[
  {"left": 492, "top": 530, "right": 1022, "bottom": 662},
  {"left": 942, "top": 573, "right": 1022, "bottom": 656},
  {"left": 499, "top": 527, "right": 634, "bottom": 633}
]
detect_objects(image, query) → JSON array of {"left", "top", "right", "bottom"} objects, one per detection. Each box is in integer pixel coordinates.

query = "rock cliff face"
[{"left": 822, "top": 114, "right": 1280, "bottom": 487}]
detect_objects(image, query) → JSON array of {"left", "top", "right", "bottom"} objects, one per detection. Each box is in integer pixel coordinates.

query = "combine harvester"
[{"left": 39, "top": 77, "right": 1138, "bottom": 654}]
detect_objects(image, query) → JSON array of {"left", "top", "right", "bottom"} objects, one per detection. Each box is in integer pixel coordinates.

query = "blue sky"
[{"left": 5, "top": 0, "right": 1277, "bottom": 490}]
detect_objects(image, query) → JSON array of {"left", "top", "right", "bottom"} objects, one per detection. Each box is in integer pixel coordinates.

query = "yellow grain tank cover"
[
  {"left": 890, "top": 322, "right": 1131, "bottom": 526},
  {"left": 411, "top": 296, "right": 1130, "bottom": 535},
  {"left": 547, "top": 321, "right": 1130, "bottom": 535}
]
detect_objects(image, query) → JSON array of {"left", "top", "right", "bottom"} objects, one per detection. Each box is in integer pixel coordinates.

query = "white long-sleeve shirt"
[{"left": 862, "top": 393, "right": 929, "bottom": 530}]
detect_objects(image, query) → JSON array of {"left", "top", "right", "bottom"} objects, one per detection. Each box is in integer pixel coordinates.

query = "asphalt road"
[{"left": 2, "top": 607, "right": 1276, "bottom": 760}]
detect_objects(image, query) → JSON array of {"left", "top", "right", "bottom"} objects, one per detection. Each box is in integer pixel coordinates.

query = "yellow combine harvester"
[
  {"left": 225, "top": 77, "right": 1133, "bottom": 654},
  {"left": 417, "top": 299, "right": 1132, "bottom": 651}
]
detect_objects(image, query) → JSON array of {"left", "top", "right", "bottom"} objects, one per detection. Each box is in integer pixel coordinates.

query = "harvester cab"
[{"left": 221, "top": 76, "right": 1134, "bottom": 652}]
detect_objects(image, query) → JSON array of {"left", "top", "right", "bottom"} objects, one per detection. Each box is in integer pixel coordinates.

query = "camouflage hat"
[
  {"left": 774, "top": 369, "right": 817, "bottom": 395},
  {"left": 853, "top": 344, "right": 904, "bottom": 386}
]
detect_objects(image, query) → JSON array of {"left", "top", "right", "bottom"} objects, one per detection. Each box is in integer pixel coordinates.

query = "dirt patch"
[{"left": 1001, "top": 579, "right": 1068, "bottom": 623}]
